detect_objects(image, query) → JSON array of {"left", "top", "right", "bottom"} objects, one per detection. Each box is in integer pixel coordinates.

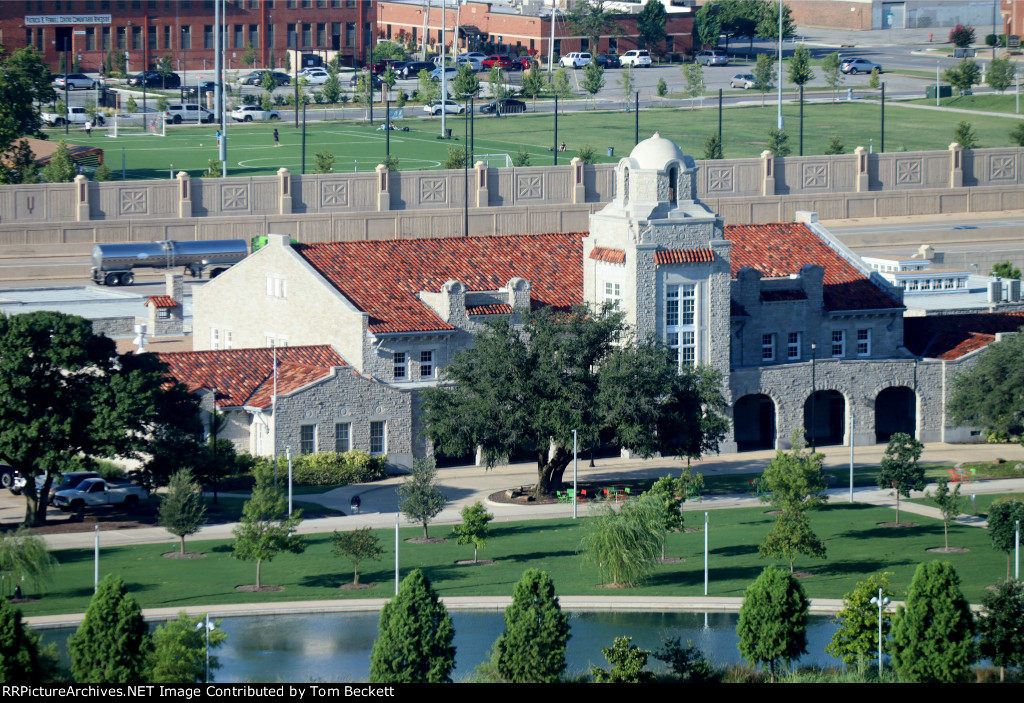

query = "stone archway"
[
  {"left": 804, "top": 390, "right": 846, "bottom": 447},
  {"left": 875, "top": 386, "right": 917, "bottom": 443},
  {"left": 733, "top": 394, "right": 776, "bottom": 451}
]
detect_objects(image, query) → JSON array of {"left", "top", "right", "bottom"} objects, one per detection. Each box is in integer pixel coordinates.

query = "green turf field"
[{"left": 50, "top": 98, "right": 1024, "bottom": 180}]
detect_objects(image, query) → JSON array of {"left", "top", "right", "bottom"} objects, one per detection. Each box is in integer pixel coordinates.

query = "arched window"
[
  {"left": 623, "top": 167, "right": 630, "bottom": 206},
  {"left": 668, "top": 166, "right": 678, "bottom": 203}
]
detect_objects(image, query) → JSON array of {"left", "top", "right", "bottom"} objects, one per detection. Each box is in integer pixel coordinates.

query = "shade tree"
[
  {"left": 876, "top": 431, "right": 925, "bottom": 524},
  {"left": 331, "top": 526, "right": 384, "bottom": 586},
  {"left": 978, "top": 579, "right": 1024, "bottom": 682}
]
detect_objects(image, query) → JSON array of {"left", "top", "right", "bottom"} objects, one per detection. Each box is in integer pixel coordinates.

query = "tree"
[
  {"left": 868, "top": 66, "right": 880, "bottom": 90},
  {"left": 991, "top": 260, "right": 1022, "bottom": 279},
  {"left": 156, "top": 54, "right": 175, "bottom": 85},
  {"left": 576, "top": 144, "right": 597, "bottom": 164},
  {"left": 150, "top": 612, "right": 227, "bottom": 684},
  {"left": 487, "top": 66, "right": 510, "bottom": 102},
  {"left": 753, "top": 53, "right": 776, "bottom": 107},
  {"left": 653, "top": 637, "right": 715, "bottom": 682},
  {"left": 695, "top": 2, "right": 724, "bottom": 48},
  {"left": 398, "top": 457, "right": 447, "bottom": 538},
  {"left": 978, "top": 579, "right": 1024, "bottom": 682},
  {"left": 949, "top": 332, "right": 1024, "bottom": 438},
  {"left": 888, "top": 561, "right": 976, "bottom": 683},
  {"left": 494, "top": 569, "right": 570, "bottom": 683},
  {"left": 580, "top": 60, "right": 605, "bottom": 108},
  {"left": 42, "top": 140, "right": 76, "bottom": 183},
  {"left": 331, "top": 526, "right": 383, "bottom": 586},
  {"left": 944, "top": 59, "right": 981, "bottom": 96},
  {"left": 767, "top": 126, "right": 791, "bottom": 156},
  {"left": 647, "top": 469, "right": 703, "bottom": 559},
  {"left": 0, "top": 312, "right": 199, "bottom": 525},
  {"left": 321, "top": 71, "right": 342, "bottom": 105},
  {"left": 372, "top": 40, "right": 406, "bottom": 63},
  {"left": 787, "top": 44, "right": 814, "bottom": 89},
  {"left": 952, "top": 120, "right": 979, "bottom": 149},
  {"left": 513, "top": 145, "right": 530, "bottom": 167},
  {"left": 0, "top": 527, "right": 56, "bottom": 597},
  {"left": 826, "top": 572, "right": 895, "bottom": 672},
  {"left": 231, "top": 465, "right": 305, "bottom": 589},
  {"left": 0, "top": 47, "right": 56, "bottom": 161},
  {"left": 579, "top": 494, "right": 662, "bottom": 587},
  {"left": 0, "top": 139, "right": 40, "bottom": 185},
  {"left": 1009, "top": 121, "right": 1024, "bottom": 146},
  {"left": 759, "top": 509, "right": 826, "bottom": 573},
  {"left": 755, "top": 1, "right": 796, "bottom": 41},
  {"left": 637, "top": 0, "right": 667, "bottom": 52},
  {"left": 821, "top": 51, "right": 842, "bottom": 102},
  {"left": 417, "top": 69, "right": 439, "bottom": 106},
  {"left": 452, "top": 501, "right": 493, "bottom": 563},
  {"left": 314, "top": 149, "right": 336, "bottom": 173},
  {"left": 682, "top": 62, "right": 705, "bottom": 109},
  {"left": 381, "top": 154, "right": 400, "bottom": 171},
  {"left": 702, "top": 133, "right": 723, "bottom": 160},
  {"left": 928, "top": 479, "right": 962, "bottom": 550},
  {"left": 986, "top": 56, "right": 1014, "bottom": 92},
  {"left": 443, "top": 145, "right": 466, "bottom": 170},
  {"left": 737, "top": 565, "right": 808, "bottom": 682},
  {"left": 617, "top": 66, "right": 636, "bottom": 108},
  {"left": 656, "top": 76, "right": 668, "bottom": 97},
  {"left": 0, "top": 597, "right": 49, "bottom": 684},
  {"left": 422, "top": 307, "right": 728, "bottom": 498},
  {"left": 69, "top": 574, "right": 151, "bottom": 683},
  {"left": 565, "top": 0, "right": 620, "bottom": 57},
  {"left": 452, "top": 64, "right": 480, "bottom": 100},
  {"left": 949, "top": 24, "right": 976, "bottom": 48},
  {"left": 356, "top": 71, "right": 374, "bottom": 114},
  {"left": 590, "top": 636, "right": 654, "bottom": 683},
  {"left": 759, "top": 433, "right": 828, "bottom": 512},
  {"left": 552, "top": 67, "right": 572, "bottom": 108},
  {"left": 93, "top": 162, "right": 112, "bottom": 182},
  {"left": 157, "top": 469, "right": 206, "bottom": 556},
  {"left": 720, "top": 0, "right": 763, "bottom": 51},
  {"left": 368, "top": 569, "right": 456, "bottom": 683},
  {"left": 988, "top": 498, "right": 1024, "bottom": 581},
  {"left": 521, "top": 68, "right": 545, "bottom": 103},
  {"left": 825, "top": 135, "right": 845, "bottom": 154},
  {"left": 877, "top": 431, "right": 925, "bottom": 524}
]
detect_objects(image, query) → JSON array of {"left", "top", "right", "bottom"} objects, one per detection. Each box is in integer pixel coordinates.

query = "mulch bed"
[
  {"left": 161, "top": 551, "right": 206, "bottom": 559},
  {"left": 658, "top": 557, "right": 686, "bottom": 563},
  {"left": 454, "top": 560, "right": 497, "bottom": 566},
  {"left": 488, "top": 480, "right": 652, "bottom": 506},
  {"left": 339, "top": 583, "right": 377, "bottom": 590},
  {"left": 235, "top": 584, "right": 283, "bottom": 592},
  {"left": 793, "top": 571, "right": 815, "bottom": 579},
  {"left": 877, "top": 522, "right": 919, "bottom": 528},
  {"left": 405, "top": 537, "right": 447, "bottom": 544},
  {"left": 926, "top": 546, "right": 969, "bottom": 553}
]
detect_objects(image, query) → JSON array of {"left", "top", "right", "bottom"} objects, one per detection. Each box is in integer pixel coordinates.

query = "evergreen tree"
[
  {"left": 824, "top": 135, "right": 845, "bottom": 154},
  {"left": 978, "top": 579, "right": 1024, "bottom": 682},
  {"left": 652, "top": 637, "right": 716, "bottom": 682},
  {"left": 988, "top": 498, "right": 1024, "bottom": 581},
  {"left": 590, "top": 636, "right": 654, "bottom": 683},
  {"left": 443, "top": 145, "right": 467, "bottom": 170},
  {"left": 42, "top": 140, "right": 76, "bottom": 183},
  {"left": 826, "top": 571, "right": 894, "bottom": 671},
  {"left": 953, "top": 120, "right": 979, "bottom": 149},
  {"left": 313, "top": 149, "right": 336, "bottom": 174},
  {"left": 158, "top": 469, "right": 206, "bottom": 556},
  {"left": 737, "top": 564, "right": 808, "bottom": 682},
  {"left": 495, "top": 569, "right": 570, "bottom": 683},
  {"left": 0, "top": 597, "right": 43, "bottom": 684},
  {"left": 397, "top": 456, "right": 447, "bottom": 539},
  {"left": 231, "top": 466, "right": 305, "bottom": 589},
  {"left": 368, "top": 569, "right": 456, "bottom": 683},
  {"left": 452, "top": 501, "right": 493, "bottom": 563},
  {"left": 888, "top": 561, "right": 976, "bottom": 683},
  {"left": 1010, "top": 121, "right": 1024, "bottom": 147},
  {"left": 68, "top": 574, "right": 151, "bottom": 683},
  {"left": 150, "top": 612, "right": 226, "bottom": 684},
  {"left": 767, "top": 127, "right": 790, "bottom": 156},
  {"left": 513, "top": 145, "right": 531, "bottom": 167},
  {"left": 877, "top": 431, "right": 924, "bottom": 524},
  {"left": 702, "top": 133, "right": 723, "bottom": 160},
  {"left": 656, "top": 76, "right": 668, "bottom": 98},
  {"left": 868, "top": 67, "right": 881, "bottom": 90}
]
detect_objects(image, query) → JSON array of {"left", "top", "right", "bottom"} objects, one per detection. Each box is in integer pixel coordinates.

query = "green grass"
[
  {"left": 16, "top": 502, "right": 1007, "bottom": 617},
  {"left": 54, "top": 98, "right": 1024, "bottom": 180},
  {"left": 909, "top": 491, "right": 1024, "bottom": 515},
  {"left": 903, "top": 93, "right": 1024, "bottom": 114}
]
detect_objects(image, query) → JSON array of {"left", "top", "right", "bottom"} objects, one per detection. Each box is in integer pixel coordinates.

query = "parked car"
[
  {"left": 10, "top": 470, "right": 101, "bottom": 504},
  {"left": 400, "top": 61, "right": 435, "bottom": 78},
  {"left": 239, "top": 70, "right": 290, "bottom": 86},
  {"left": 349, "top": 72, "right": 385, "bottom": 89},
  {"left": 695, "top": 50, "right": 729, "bottom": 66},
  {"left": 164, "top": 103, "right": 215, "bottom": 124},
  {"left": 595, "top": 54, "right": 621, "bottom": 69},
  {"left": 456, "top": 56, "right": 484, "bottom": 72},
  {"left": 479, "top": 98, "right": 526, "bottom": 114},
  {"left": 482, "top": 55, "right": 516, "bottom": 71},
  {"left": 40, "top": 106, "right": 105, "bottom": 127},
  {"left": 841, "top": 58, "right": 883, "bottom": 74},
  {"left": 0, "top": 463, "right": 13, "bottom": 491},
  {"left": 52, "top": 477, "right": 149, "bottom": 513},
  {"left": 300, "top": 69, "right": 331, "bottom": 85},
  {"left": 53, "top": 73, "right": 99, "bottom": 90},
  {"left": 729, "top": 73, "right": 757, "bottom": 89},
  {"left": 619, "top": 50, "right": 652, "bottom": 68},
  {"left": 457, "top": 52, "right": 488, "bottom": 62},
  {"left": 511, "top": 56, "right": 535, "bottom": 71},
  {"left": 423, "top": 100, "right": 466, "bottom": 115},
  {"left": 559, "top": 52, "right": 592, "bottom": 68},
  {"left": 366, "top": 59, "right": 406, "bottom": 75},
  {"left": 230, "top": 105, "right": 282, "bottom": 121},
  {"left": 429, "top": 66, "right": 458, "bottom": 82},
  {"left": 185, "top": 81, "right": 219, "bottom": 98},
  {"left": 127, "top": 71, "right": 181, "bottom": 88}
]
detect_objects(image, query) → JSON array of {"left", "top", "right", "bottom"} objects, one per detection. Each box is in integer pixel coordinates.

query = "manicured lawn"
[
  {"left": 903, "top": 93, "right": 1024, "bottom": 114},
  {"left": 909, "top": 491, "right": 1024, "bottom": 515},
  {"left": 19, "top": 501, "right": 1006, "bottom": 617}
]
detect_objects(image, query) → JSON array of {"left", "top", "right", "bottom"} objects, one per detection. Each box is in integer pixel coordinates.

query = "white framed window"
[
  {"left": 394, "top": 352, "right": 407, "bottom": 380},
  {"left": 266, "top": 275, "right": 286, "bottom": 298},
  {"left": 857, "top": 329, "right": 871, "bottom": 356},
  {"left": 831, "top": 330, "right": 845, "bottom": 358},
  {"left": 666, "top": 285, "right": 679, "bottom": 326},
  {"left": 680, "top": 331, "right": 695, "bottom": 366},
  {"left": 210, "top": 328, "right": 220, "bottom": 350},
  {"left": 603, "top": 281, "right": 622, "bottom": 310},
  {"left": 224, "top": 330, "right": 233, "bottom": 349},
  {"left": 370, "top": 421, "right": 386, "bottom": 454},
  {"left": 300, "top": 424, "right": 316, "bottom": 454},
  {"left": 787, "top": 332, "right": 801, "bottom": 360},
  {"left": 335, "top": 422, "right": 350, "bottom": 453},
  {"left": 420, "top": 351, "right": 434, "bottom": 379},
  {"left": 665, "top": 283, "right": 697, "bottom": 368},
  {"left": 761, "top": 333, "right": 775, "bottom": 362}
]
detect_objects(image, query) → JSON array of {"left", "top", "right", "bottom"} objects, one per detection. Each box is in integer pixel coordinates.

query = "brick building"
[
  {"left": 2, "top": 0, "right": 375, "bottom": 74},
  {"left": 785, "top": 0, "right": 1004, "bottom": 31}
]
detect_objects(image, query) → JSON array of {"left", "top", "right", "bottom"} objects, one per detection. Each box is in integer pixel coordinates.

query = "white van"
[
  {"left": 619, "top": 50, "right": 652, "bottom": 68},
  {"left": 559, "top": 52, "right": 592, "bottom": 68}
]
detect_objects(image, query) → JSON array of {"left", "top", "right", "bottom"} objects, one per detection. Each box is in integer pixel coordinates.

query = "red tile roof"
[
  {"left": 297, "top": 233, "right": 584, "bottom": 334},
  {"left": 654, "top": 248, "right": 715, "bottom": 265},
  {"left": 144, "top": 295, "right": 178, "bottom": 308},
  {"left": 590, "top": 247, "right": 626, "bottom": 264},
  {"left": 726, "top": 223, "right": 902, "bottom": 312},
  {"left": 904, "top": 313, "right": 1024, "bottom": 360},
  {"left": 467, "top": 304, "right": 513, "bottom": 316},
  {"left": 159, "top": 345, "right": 349, "bottom": 409}
]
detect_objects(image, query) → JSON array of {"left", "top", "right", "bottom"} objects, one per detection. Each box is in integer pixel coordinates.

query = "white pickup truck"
[
  {"left": 40, "top": 106, "right": 105, "bottom": 127},
  {"left": 52, "top": 478, "right": 148, "bottom": 512}
]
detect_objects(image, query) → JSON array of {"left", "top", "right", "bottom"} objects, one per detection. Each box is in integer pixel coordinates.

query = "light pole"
[
  {"left": 572, "top": 429, "right": 578, "bottom": 519},
  {"left": 869, "top": 590, "right": 890, "bottom": 678},
  {"left": 195, "top": 614, "right": 216, "bottom": 683},
  {"left": 810, "top": 341, "right": 817, "bottom": 450},
  {"left": 776, "top": 0, "right": 784, "bottom": 130},
  {"left": 286, "top": 445, "right": 293, "bottom": 516}
]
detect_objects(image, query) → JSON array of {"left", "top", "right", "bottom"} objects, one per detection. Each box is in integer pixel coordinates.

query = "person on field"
[{"left": 273, "top": 128, "right": 280, "bottom": 147}]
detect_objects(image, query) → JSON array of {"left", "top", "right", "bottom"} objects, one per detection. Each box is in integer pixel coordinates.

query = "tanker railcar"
[{"left": 91, "top": 239, "right": 249, "bottom": 286}]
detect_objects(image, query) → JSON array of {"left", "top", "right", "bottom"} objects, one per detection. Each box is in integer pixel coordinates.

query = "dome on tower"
[{"left": 628, "top": 132, "right": 688, "bottom": 170}]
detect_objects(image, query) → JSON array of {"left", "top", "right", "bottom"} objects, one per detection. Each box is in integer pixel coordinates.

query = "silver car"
[
  {"left": 53, "top": 73, "right": 98, "bottom": 90},
  {"left": 841, "top": 58, "right": 883, "bottom": 75},
  {"left": 696, "top": 50, "right": 729, "bottom": 66},
  {"left": 730, "top": 73, "right": 756, "bottom": 89}
]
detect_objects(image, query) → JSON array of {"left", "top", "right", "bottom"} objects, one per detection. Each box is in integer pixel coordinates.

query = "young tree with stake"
[
  {"left": 452, "top": 502, "right": 493, "bottom": 563},
  {"left": 397, "top": 457, "right": 447, "bottom": 539}
]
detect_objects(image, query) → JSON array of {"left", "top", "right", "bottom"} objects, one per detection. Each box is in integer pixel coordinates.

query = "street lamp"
[
  {"left": 776, "top": 0, "right": 784, "bottom": 130},
  {"left": 286, "top": 445, "right": 293, "bottom": 516},
  {"left": 869, "top": 590, "right": 890, "bottom": 678},
  {"left": 810, "top": 341, "right": 817, "bottom": 450},
  {"left": 196, "top": 614, "right": 217, "bottom": 683}
]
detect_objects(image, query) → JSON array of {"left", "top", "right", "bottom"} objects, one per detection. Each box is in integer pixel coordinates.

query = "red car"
[
  {"left": 482, "top": 55, "right": 516, "bottom": 71},
  {"left": 366, "top": 58, "right": 405, "bottom": 75}
]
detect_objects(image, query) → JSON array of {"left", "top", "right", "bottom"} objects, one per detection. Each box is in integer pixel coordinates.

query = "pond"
[{"left": 40, "top": 609, "right": 845, "bottom": 682}]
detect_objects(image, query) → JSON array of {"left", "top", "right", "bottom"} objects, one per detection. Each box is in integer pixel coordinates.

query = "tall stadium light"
[{"left": 776, "top": 0, "right": 784, "bottom": 130}]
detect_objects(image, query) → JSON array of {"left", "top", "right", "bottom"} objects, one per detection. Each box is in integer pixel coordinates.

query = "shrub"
[
  {"left": 949, "top": 25, "right": 976, "bottom": 48},
  {"left": 288, "top": 450, "right": 387, "bottom": 486}
]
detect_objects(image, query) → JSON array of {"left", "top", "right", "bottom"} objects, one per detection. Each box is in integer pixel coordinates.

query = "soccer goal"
[
  {"left": 474, "top": 153, "right": 512, "bottom": 168},
  {"left": 106, "top": 112, "right": 166, "bottom": 138}
]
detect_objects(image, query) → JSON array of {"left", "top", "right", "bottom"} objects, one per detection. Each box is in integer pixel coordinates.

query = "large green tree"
[
  {"left": 636, "top": 0, "right": 667, "bottom": 52},
  {"left": 0, "top": 46, "right": 56, "bottom": 164},
  {"left": 495, "top": 569, "right": 570, "bottom": 683},
  {"left": 978, "top": 579, "right": 1024, "bottom": 682},
  {"left": 737, "top": 564, "right": 808, "bottom": 682},
  {"left": 948, "top": 331, "right": 1024, "bottom": 438},
  {"left": 877, "top": 431, "right": 925, "bottom": 524},
  {"left": 369, "top": 569, "right": 456, "bottom": 683},
  {"left": 0, "top": 311, "right": 199, "bottom": 525},
  {"left": 0, "top": 598, "right": 44, "bottom": 684},
  {"left": 564, "top": 0, "right": 620, "bottom": 55},
  {"left": 231, "top": 466, "right": 305, "bottom": 589},
  {"left": 150, "top": 612, "right": 227, "bottom": 684},
  {"left": 755, "top": 1, "right": 796, "bottom": 41},
  {"left": 397, "top": 456, "right": 447, "bottom": 539},
  {"left": 987, "top": 498, "right": 1024, "bottom": 581},
  {"left": 759, "top": 433, "right": 828, "bottom": 513},
  {"left": 68, "top": 574, "right": 151, "bottom": 683},
  {"left": 422, "top": 307, "right": 728, "bottom": 497},
  {"left": 694, "top": 2, "right": 724, "bottom": 48},
  {"left": 158, "top": 469, "right": 207, "bottom": 556},
  {"left": 825, "top": 571, "right": 894, "bottom": 671},
  {"left": 986, "top": 55, "right": 1015, "bottom": 93},
  {"left": 888, "top": 561, "right": 976, "bottom": 683}
]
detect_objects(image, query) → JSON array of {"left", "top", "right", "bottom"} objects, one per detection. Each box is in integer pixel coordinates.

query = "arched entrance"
[
  {"left": 733, "top": 394, "right": 776, "bottom": 451},
  {"left": 875, "top": 386, "right": 916, "bottom": 443},
  {"left": 804, "top": 390, "right": 846, "bottom": 447}
]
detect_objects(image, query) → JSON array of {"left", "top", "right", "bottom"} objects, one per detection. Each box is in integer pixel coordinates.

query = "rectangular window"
[
  {"left": 287, "top": 24, "right": 297, "bottom": 48},
  {"left": 302, "top": 0, "right": 311, "bottom": 7},
  {"left": 267, "top": 23, "right": 275, "bottom": 50},
  {"left": 666, "top": 285, "right": 679, "bottom": 326},
  {"left": 420, "top": 351, "right": 434, "bottom": 379},
  {"left": 831, "top": 330, "right": 845, "bottom": 358},
  {"left": 132, "top": 0, "right": 141, "bottom": 9},
  {"left": 147, "top": 25, "right": 156, "bottom": 52},
  {"left": 604, "top": 281, "right": 621, "bottom": 311},
  {"left": 300, "top": 424, "right": 316, "bottom": 454},
  {"left": 102, "top": 26, "right": 111, "bottom": 50},
  {"left": 680, "top": 331, "right": 695, "bottom": 367},
  {"left": 205, "top": 25, "right": 214, "bottom": 49},
  {"left": 681, "top": 284, "right": 695, "bottom": 325},
  {"left": 335, "top": 423, "right": 351, "bottom": 453},
  {"left": 163, "top": 25, "right": 171, "bottom": 50},
  {"left": 224, "top": 330, "right": 233, "bottom": 350},
  {"left": 761, "top": 333, "right": 775, "bottom": 362},
  {"left": 116, "top": 25, "right": 126, "bottom": 49},
  {"left": 181, "top": 25, "right": 191, "bottom": 50},
  {"left": 857, "top": 329, "right": 871, "bottom": 356},
  {"left": 787, "top": 332, "right": 801, "bottom": 360},
  {"left": 316, "top": 22, "right": 326, "bottom": 47},
  {"left": 85, "top": 0, "right": 95, "bottom": 9},
  {"left": 210, "top": 328, "right": 220, "bottom": 350},
  {"left": 394, "top": 351, "right": 406, "bottom": 380},
  {"left": 249, "top": 24, "right": 259, "bottom": 48},
  {"left": 287, "top": 0, "right": 295, "bottom": 7},
  {"left": 85, "top": 26, "right": 96, "bottom": 50},
  {"left": 266, "top": 275, "right": 286, "bottom": 298},
  {"left": 370, "top": 421, "right": 386, "bottom": 455},
  {"left": 234, "top": 24, "right": 243, "bottom": 49},
  {"left": 345, "top": 22, "right": 356, "bottom": 46},
  {"left": 101, "top": 0, "right": 110, "bottom": 9},
  {"left": 317, "top": 0, "right": 326, "bottom": 7},
  {"left": 131, "top": 25, "right": 142, "bottom": 50},
  {"left": 302, "top": 23, "right": 312, "bottom": 47}
]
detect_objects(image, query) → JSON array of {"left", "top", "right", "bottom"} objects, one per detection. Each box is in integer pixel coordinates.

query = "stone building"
[{"left": 182, "top": 133, "right": 1016, "bottom": 467}]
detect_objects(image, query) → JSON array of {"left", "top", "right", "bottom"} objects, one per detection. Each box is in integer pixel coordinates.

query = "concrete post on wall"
[
  {"left": 571, "top": 157, "right": 585, "bottom": 204},
  {"left": 475, "top": 161, "right": 488, "bottom": 207},
  {"left": 73, "top": 174, "right": 89, "bottom": 222},
  {"left": 760, "top": 150, "right": 776, "bottom": 197},
  {"left": 949, "top": 142, "right": 964, "bottom": 188},
  {"left": 854, "top": 146, "right": 869, "bottom": 192},
  {"left": 176, "top": 171, "right": 192, "bottom": 218},
  {"left": 278, "top": 168, "right": 293, "bottom": 214},
  {"left": 376, "top": 164, "right": 390, "bottom": 211}
]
